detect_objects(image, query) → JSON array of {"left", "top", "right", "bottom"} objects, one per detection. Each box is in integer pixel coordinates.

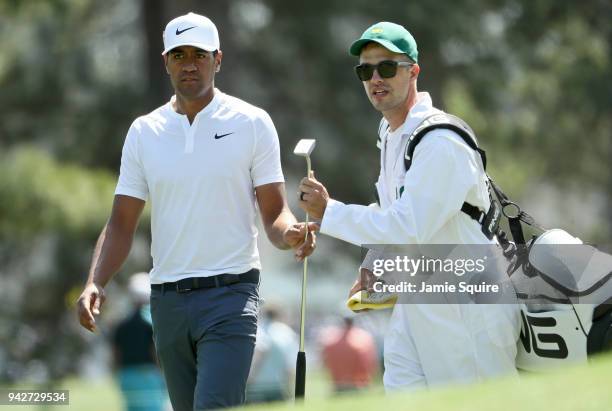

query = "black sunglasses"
[{"left": 354, "top": 60, "right": 414, "bottom": 81}]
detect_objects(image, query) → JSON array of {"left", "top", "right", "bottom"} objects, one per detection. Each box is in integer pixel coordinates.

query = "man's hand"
[
  {"left": 77, "top": 283, "right": 106, "bottom": 332},
  {"left": 283, "top": 222, "right": 320, "bottom": 261},
  {"left": 298, "top": 173, "right": 329, "bottom": 220},
  {"left": 348, "top": 267, "right": 378, "bottom": 298}
]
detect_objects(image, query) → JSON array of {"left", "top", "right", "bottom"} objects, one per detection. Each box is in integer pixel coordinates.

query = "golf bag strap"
[
  {"left": 403, "top": 113, "right": 497, "bottom": 239},
  {"left": 460, "top": 202, "right": 484, "bottom": 221},
  {"left": 488, "top": 177, "right": 543, "bottom": 245},
  {"left": 404, "top": 113, "right": 487, "bottom": 170},
  {"left": 461, "top": 201, "right": 497, "bottom": 231}
]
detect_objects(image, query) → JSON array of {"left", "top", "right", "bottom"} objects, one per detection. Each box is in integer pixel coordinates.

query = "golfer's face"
[
  {"left": 359, "top": 43, "right": 414, "bottom": 113},
  {"left": 164, "top": 46, "right": 220, "bottom": 99}
]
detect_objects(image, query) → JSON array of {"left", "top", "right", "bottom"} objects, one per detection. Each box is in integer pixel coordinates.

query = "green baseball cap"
[{"left": 349, "top": 22, "right": 418, "bottom": 62}]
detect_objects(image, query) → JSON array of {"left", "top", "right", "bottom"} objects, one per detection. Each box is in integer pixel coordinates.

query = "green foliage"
[
  {"left": 0, "top": 0, "right": 148, "bottom": 168},
  {"left": 0, "top": 146, "right": 115, "bottom": 240},
  {"left": 0, "top": 146, "right": 150, "bottom": 382}
]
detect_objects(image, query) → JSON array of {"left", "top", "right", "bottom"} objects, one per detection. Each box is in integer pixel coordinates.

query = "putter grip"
[{"left": 295, "top": 351, "right": 306, "bottom": 399}]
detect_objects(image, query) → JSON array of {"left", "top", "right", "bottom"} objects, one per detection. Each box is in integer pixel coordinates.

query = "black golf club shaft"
[{"left": 295, "top": 164, "right": 312, "bottom": 400}]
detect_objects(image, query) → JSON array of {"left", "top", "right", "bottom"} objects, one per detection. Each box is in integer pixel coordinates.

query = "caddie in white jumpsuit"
[{"left": 297, "top": 22, "right": 520, "bottom": 390}]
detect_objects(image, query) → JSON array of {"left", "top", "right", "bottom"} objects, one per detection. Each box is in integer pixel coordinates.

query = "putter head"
[{"left": 293, "top": 139, "right": 316, "bottom": 157}]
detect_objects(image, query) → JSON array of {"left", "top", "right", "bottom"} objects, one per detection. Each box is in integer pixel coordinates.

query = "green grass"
[
  {"left": 62, "top": 378, "right": 123, "bottom": 410},
  {"left": 0, "top": 378, "right": 122, "bottom": 410},
  {"left": 245, "top": 352, "right": 612, "bottom": 411},
  {"left": 2, "top": 353, "right": 611, "bottom": 410}
]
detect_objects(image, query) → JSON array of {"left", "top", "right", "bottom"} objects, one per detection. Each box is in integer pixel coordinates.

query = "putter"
[{"left": 292, "top": 138, "right": 316, "bottom": 399}]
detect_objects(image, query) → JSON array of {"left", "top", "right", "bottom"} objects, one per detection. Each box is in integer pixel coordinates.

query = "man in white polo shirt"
[{"left": 76, "top": 12, "right": 314, "bottom": 410}]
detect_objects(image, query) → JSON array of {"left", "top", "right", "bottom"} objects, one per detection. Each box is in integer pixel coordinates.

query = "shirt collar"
[
  {"left": 408, "top": 92, "right": 433, "bottom": 119},
  {"left": 165, "top": 88, "right": 222, "bottom": 120},
  {"left": 398, "top": 92, "right": 434, "bottom": 135}
]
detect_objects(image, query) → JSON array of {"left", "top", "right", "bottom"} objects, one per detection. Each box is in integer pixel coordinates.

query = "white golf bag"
[
  {"left": 400, "top": 114, "right": 612, "bottom": 371},
  {"left": 508, "top": 229, "right": 612, "bottom": 371}
]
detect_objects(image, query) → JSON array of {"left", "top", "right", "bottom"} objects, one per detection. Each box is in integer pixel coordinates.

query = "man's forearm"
[
  {"left": 86, "top": 222, "right": 136, "bottom": 287},
  {"left": 266, "top": 208, "right": 298, "bottom": 249}
]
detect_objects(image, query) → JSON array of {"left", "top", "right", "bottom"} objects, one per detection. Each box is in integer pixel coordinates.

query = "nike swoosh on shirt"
[
  {"left": 176, "top": 26, "right": 196, "bottom": 35},
  {"left": 214, "top": 132, "right": 234, "bottom": 140}
]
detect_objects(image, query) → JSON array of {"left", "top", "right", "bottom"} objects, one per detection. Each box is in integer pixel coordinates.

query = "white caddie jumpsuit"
[{"left": 320, "top": 92, "right": 520, "bottom": 390}]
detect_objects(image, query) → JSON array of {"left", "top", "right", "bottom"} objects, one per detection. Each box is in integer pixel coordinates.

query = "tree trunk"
[{"left": 142, "top": 0, "right": 171, "bottom": 107}]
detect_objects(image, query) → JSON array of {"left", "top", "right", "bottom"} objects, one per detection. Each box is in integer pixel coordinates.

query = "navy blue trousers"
[{"left": 150, "top": 281, "right": 259, "bottom": 411}]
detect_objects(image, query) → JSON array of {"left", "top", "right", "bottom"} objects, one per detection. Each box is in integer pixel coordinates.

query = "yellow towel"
[{"left": 346, "top": 290, "right": 397, "bottom": 312}]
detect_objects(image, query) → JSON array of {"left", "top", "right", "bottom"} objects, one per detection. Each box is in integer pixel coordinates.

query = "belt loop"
[
  {"left": 161, "top": 283, "right": 166, "bottom": 295},
  {"left": 214, "top": 276, "right": 220, "bottom": 288},
  {"left": 193, "top": 277, "right": 199, "bottom": 289}
]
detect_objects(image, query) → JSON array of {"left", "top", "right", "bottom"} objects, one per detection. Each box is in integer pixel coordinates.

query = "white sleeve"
[
  {"left": 361, "top": 248, "right": 384, "bottom": 271},
  {"left": 320, "top": 130, "right": 480, "bottom": 245},
  {"left": 251, "top": 110, "right": 285, "bottom": 187},
  {"left": 114, "top": 121, "right": 149, "bottom": 201}
]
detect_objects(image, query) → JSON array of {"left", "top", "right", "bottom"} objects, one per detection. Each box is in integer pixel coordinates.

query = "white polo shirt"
[{"left": 115, "top": 90, "right": 284, "bottom": 284}]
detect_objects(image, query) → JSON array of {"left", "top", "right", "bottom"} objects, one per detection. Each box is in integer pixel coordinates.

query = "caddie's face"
[
  {"left": 359, "top": 43, "right": 417, "bottom": 113},
  {"left": 164, "top": 46, "right": 222, "bottom": 100}
]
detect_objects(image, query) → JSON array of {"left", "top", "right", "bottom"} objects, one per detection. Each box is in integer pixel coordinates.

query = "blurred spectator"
[
  {"left": 320, "top": 316, "right": 378, "bottom": 393},
  {"left": 112, "top": 273, "right": 166, "bottom": 411},
  {"left": 246, "top": 304, "right": 298, "bottom": 403}
]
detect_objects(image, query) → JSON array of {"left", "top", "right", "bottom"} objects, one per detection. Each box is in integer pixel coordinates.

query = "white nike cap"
[{"left": 162, "top": 12, "right": 220, "bottom": 55}]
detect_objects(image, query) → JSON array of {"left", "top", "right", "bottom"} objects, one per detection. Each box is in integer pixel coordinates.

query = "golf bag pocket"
[{"left": 516, "top": 303, "right": 592, "bottom": 371}]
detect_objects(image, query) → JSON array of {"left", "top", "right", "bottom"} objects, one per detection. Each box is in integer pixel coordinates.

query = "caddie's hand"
[
  {"left": 77, "top": 282, "right": 106, "bottom": 333},
  {"left": 298, "top": 172, "right": 329, "bottom": 220},
  {"left": 283, "top": 222, "right": 320, "bottom": 262},
  {"left": 348, "top": 267, "right": 378, "bottom": 298}
]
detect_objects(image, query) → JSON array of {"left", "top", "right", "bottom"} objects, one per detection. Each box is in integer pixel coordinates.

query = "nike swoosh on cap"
[
  {"left": 176, "top": 26, "right": 196, "bottom": 35},
  {"left": 214, "top": 132, "right": 234, "bottom": 139}
]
